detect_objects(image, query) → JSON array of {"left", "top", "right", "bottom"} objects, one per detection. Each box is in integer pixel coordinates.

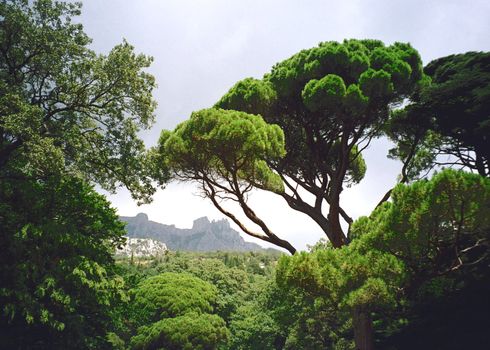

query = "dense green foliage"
[
  {"left": 131, "top": 313, "right": 228, "bottom": 350},
  {"left": 109, "top": 202, "right": 489, "bottom": 349},
  {"left": 153, "top": 108, "right": 285, "bottom": 194},
  {"left": 149, "top": 38, "right": 427, "bottom": 350},
  {"left": 0, "top": 176, "right": 127, "bottom": 349},
  {"left": 128, "top": 273, "right": 228, "bottom": 350},
  {"left": 132, "top": 273, "right": 218, "bottom": 321},
  {"left": 276, "top": 169, "right": 490, "bottom": 349},
  {"left": 108, "top": 251, "right": 281, "bottom": 349}
]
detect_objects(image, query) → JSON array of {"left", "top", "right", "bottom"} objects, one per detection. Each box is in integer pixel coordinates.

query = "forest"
[{"left": 0, "top": 1, "right": 489, "bottom": 349}]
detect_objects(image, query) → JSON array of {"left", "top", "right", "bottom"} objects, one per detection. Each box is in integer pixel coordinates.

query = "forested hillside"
[{"left": 1, "top": 1, "right": 488, "bottom": 349}]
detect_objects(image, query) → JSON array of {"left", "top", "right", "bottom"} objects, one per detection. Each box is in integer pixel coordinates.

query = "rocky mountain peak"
[{"left": 192, "top": 216, "right": 211, "bottom": 231}]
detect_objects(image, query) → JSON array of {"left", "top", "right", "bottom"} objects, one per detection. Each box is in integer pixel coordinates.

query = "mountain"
[
  {"left": 115, "top": 238, "right": 168, "bottom": 258},
  {"left": 119, "top": 213, "right": 265, "bottom": 252}
]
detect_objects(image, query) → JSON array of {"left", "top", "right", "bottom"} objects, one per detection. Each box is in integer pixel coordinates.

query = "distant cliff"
[{"left": 119, "top": 213, "right": 265, "bottom": 252}]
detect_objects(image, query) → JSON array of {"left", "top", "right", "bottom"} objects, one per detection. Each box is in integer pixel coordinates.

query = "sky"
[{"left": 78, "top": 0, "right": 490, "bottom": 251}]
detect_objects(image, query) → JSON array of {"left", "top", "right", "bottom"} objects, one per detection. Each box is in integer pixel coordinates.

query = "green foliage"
[
  {"left": 150, "top": 107, "right": 298, "bottom": 252},
  {"left": 228, "top": 302, "right": 282, "bottom": 350},
  {"left": 215, "top": 78, "right": 277, "bottom": 117},
  {"left": 0, "top": 0, "right": 159, "bottom": 202},
  {"left": 129, "top": 272, "right": 228, "bottom": 350},
  {"left": 161, "top": 258, "right": 251, "bottom": 321},
  {"left": 132, "top": 273, "right": 218, "bottom": 322},
  {"left": 352, "top": 169, "right": 490, "bottom": 346},
  {"left": 113, "top": 251, "right": 282, "bottom": 349},
  {"left": 0, "top": 176, "right": 127, "bottom": 349},
  {"left": 130, "top": 313, "right": 228, "bottom": 350},
  {"left": 424, "top": 52, "right": 490, "bottom": 168},
  {"left": 302, "top": 74, "right": 347, "bottom": 112},
  {"left": 351, "top": 169, "right": 489, "bottom": 277},
  {"left": 276, "top": 242, "right": 405, "bottom": 314}
]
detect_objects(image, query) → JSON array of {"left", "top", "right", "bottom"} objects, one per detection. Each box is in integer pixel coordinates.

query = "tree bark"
[{"left": 352, "top": 308, "right": 374, "bottom": 350}]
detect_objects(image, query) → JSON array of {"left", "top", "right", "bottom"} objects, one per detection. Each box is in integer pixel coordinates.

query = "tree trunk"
[{"left": 352, "top": 308, "right": 374, "bottom": 350}]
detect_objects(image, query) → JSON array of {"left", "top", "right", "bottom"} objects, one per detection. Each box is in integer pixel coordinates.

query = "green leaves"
[
  {"left": 351, "top": 169, "right": 490, "bottom": 278},
  {"left": 0, "top": 0, "right": 158, "bottom": 203},
  {"left": 277, "top": 242, "right": 405, "bottom": 312},
  {"left": 215, "top": 78, "right": 277, "bottom": 116},
  {"left": 130, "top": 313, "right": 228, "bottom": 350},
  {"left": 386, "top": 51, "right": 490, "bottom": 178},
  {"left": 277, "top": 169, "right": 488, "bottom": 320},
  {"left": 359, "top": 68, "right": 393, "bottom": 98},
  {"left": 215, "top": 39, "right": 426, "bottom": 248}
]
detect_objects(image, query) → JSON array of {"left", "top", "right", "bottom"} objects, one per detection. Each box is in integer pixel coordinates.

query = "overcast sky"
[{"left": 79, "top": 0, "right": 490, "bottom": 250}]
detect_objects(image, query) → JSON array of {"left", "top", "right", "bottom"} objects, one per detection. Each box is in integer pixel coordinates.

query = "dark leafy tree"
[
  {"left": 387, "top": 51, "right": 490, "bottom": 179},
  {"left": 0, "top": 176, "right": 127, "bottom": 349},
  {"left": 1, "top": 1, "right": 161, "bottom": 348}
]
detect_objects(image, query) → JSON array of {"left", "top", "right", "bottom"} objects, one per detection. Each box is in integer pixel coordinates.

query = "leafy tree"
[
  {"left": 387, "top": 51, "right": 490, "bottom": 179},
  {"left": 351, "top": 169, "right": 489, "bottom": 282},
  {"left": 0, "top": 0, "right": 159, "bottom": 202},
  {"left": 215, "top": 39, "right": 425, "bottom": 248},
  {"left": 276, "top": 235, "right": 405, "bottom": 349},
  {"left": 153, "top": 40, "right": 425, "bottom": 256},
  {"left": 0, "top": 176, "right": 128, "bottom": 349},
  {"left": 129, "top": 272, "right": 229, "bottom": 350},
  {"left": 1, "top": 1, "right": 161, "bottom": 348},
  {"left": 175, "top": 258, "right": 251, "bottom": 321},
  {"left": 228, "top": 301, "right": 282, "bottom": 350},
  {"left": 132, "top": 273, "right": 218, "bottom": 322}
]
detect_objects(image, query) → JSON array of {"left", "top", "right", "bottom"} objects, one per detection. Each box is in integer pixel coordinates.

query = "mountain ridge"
[{"left": 120, "top": 213, "right": 267, "bottom": 252}]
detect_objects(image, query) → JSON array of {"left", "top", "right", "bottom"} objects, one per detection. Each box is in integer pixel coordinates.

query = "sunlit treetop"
[
  {"left": 132, "top": 272, "right": 218, "bottom": 322},
  {"left": 217, "top": 39, "right": 423, "bottom": 123},
  {"left": 155, "top": 108, "right": 286, "bottom": 193}
]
